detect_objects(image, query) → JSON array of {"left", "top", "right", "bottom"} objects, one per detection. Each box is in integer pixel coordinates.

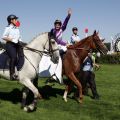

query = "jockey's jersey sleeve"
[
  {"left": 62, "top": 14, "right": 71, "bottom": 31},
  {"left": 2, "top": 24, "right": 22, "bottom": 43}
]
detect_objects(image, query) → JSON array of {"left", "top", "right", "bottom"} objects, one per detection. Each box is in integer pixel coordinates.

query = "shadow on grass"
[
  {"left": 39, "top": 85, "right": 64, "bottom": 99},
  {"left": 0, "top": 85, "right": 64, "bottom": 104},
  {"left": 0, "top": 88, "right": 22, "bottom": 104}
]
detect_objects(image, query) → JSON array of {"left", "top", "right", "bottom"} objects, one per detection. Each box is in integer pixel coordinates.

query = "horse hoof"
[
  {"left": 23, "top": 105, "right": 36, "bottom": 112},
  {"left": 93, "top": 95, "right": 100, "bottom": 100},
  {"left": 75, "top": 97, "right": 83, "bottom": 104},
  {"left": 63, "top": 97, "right": 67, "bottom": 102},
  {"left": 38, "top": 94, "right": 42, "bottom": 99},
  {"left": 78, "top": 99, "right": 83, "bottom": 104},
  {"left": 23, "top": 106, "right": 28, "bottom": 112}
]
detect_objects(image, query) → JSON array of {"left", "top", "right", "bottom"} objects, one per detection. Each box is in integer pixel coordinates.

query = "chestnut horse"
[{"left": 62, "top": 30, "right": 108, "bottom": 103}]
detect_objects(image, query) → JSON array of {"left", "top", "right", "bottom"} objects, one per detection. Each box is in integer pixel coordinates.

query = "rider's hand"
[
  {"left": 75, "top": 41, "right": 79, "bottom": 44},
  {"left": 68, "top": 8, "right": 72, "bottom": 15},
  {"left": 96, "top": 64, "right": 100, "bottom": 69},
  {"left": 66, "top": 44, "right": 71, "bottom": 48}
]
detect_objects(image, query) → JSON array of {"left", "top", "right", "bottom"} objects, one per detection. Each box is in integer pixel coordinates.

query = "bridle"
[
  {"left": 92, "top": 36, "right": 105, "bottom": 54},
  {"left": 23, "top": 33, "right": 59, "bottom": 57},
  {"left": 67, "top": 35, "right": 105, "bottom": 54},
  {"left": 20, "top": 33, "right": 59, "bottom": 77}
]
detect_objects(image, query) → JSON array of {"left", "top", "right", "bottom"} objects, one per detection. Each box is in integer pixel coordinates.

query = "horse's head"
[
  {"left": 44, "top": 32, "right": 59, "bottom": 64},
  {"left": 90, "top": 30, "right": 108, "bottom": 55}
]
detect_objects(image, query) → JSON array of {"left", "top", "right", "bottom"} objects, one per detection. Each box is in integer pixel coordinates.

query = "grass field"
[{"left": 0, "top": 64, "right": 120, "bottom": 120}]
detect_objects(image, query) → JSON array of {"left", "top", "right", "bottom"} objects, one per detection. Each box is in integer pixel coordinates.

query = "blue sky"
[{"left": 0, "top": 0, "right": 120, "bottom": 42}]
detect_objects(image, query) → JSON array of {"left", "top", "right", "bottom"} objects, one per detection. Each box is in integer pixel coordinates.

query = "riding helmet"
[
  {"left": 54, "top": 20, "right": 62, "bottom": 26},
  {"left": 7, "top": 14, "right": 18, "bottom": 24},
  {"left": 72, "top": 27, "right": 78, "bottom": 31}
]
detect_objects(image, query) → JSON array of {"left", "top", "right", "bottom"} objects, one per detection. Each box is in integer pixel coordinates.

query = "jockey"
[
  {"left": 46, "top": 9, "right": 71, "bottom": 83},
  {"left": 2, "top": 14, "right": 22, "bottom": 80},
  {"left": 70, "top": 27, "right": 80, "bottom": 44},
  {"left": 50, "top": 8, "right": 72, "bottom": 53}
]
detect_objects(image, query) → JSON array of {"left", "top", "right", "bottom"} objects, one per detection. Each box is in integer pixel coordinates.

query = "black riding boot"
[{"left": 9, "top": 59, "right": 18, "bottom": 80}]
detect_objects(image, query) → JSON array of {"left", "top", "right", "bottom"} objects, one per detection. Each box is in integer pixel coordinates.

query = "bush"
[{"left": 97, "top": 53, "right": 120, "bottom": 64}]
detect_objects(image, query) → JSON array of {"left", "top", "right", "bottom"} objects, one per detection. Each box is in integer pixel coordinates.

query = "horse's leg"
[
  {"left": 33, "top": 76, "right": 39, "bottom": 89},
  {"left": 63, "top": 83, "right": 73, "bottom": 102},
  {"left": 67, "top": 72, "right": 83, "bottom": 103},
  {"left": 63, "top": 85, "right": 68, "bottom": 102},
  {"left": 20, "top": 79, "right": 42, "bottom": 112},
  {"left": 21, "top": 87, "right": 29, "bottom": 109}
]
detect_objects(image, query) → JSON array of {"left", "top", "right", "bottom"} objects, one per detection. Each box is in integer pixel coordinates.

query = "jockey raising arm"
[{"left": 50, "top": 8, "right": 72, "bottom": 47}]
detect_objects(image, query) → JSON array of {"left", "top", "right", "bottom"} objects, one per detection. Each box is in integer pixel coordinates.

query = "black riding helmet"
[
  {"left": 54, "top": 20, "right": 62, "bottom": 26},
  {"left": 72, "top": 27, "right": 78, "bottom": 31},
  {"left": 7, "top": 14, "right": 18, "bottom": 24}
]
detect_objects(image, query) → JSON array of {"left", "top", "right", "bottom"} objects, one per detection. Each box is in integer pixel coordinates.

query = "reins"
[
  {"left": 67, "top": 35, "right": 103, "bottom": 53},
  {"left": 24, "top": 46, "right": 52, "bottom": 56},
  {"left": 68, "top": 47, "right": 89, "bottom": 51},
  {"left": 20, "top": 39, "right": 59, "bottom": 57}
]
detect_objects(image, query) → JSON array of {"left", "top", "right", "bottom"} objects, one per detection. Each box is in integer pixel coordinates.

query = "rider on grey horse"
[{"left": 2, "top": 14, "right": 23, "bottom": 80}]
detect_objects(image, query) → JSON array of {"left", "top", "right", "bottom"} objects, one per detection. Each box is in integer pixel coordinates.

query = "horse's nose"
[
  {"left": 55, "top": 56, "right": 59, "bottom": 64},
  {"left": 51, "top": 56, "right": 59, "bottom": 64},
  {"left": 56, "top": 56, "right": 59, "bottom": 60}
]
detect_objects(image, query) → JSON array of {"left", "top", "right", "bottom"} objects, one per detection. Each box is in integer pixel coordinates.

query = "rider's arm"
[
  {"left": 62, "top": 15, "right": 71, "bottom": 31},
  {"left": 62, "top": 9, "right": 71, "bottom": 31},
  {"left": 2, "top": 27, "right": 12, "bottom": 42},
  {"left": 57, "top": 39, "right": 67, "bottom": 46},
  {"left": 93, "top": 63, "right": 100, "bottom": 68},
  {"left": 92, "top": 56, "right": 100, "bottom": 68}
]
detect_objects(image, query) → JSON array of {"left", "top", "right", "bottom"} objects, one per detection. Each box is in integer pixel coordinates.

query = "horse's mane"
[
  {"left": 28, "top": 32, "right": 48, "bottom": 44},
  {"left": 68, "top": 35, "right": 92, "bottom": 49}
]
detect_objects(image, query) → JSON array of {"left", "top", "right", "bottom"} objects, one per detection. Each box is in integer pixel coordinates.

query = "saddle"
[
  {"left": 0, "top": 42, "right": 6, "bottom": 50},
  {"left": 0, "top": 41, "right": 26, "bottom": 72}
]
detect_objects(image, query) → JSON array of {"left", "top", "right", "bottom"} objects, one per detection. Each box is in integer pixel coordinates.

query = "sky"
[{"left": 0, "top": 0, "right": 120, "bottom": 43}]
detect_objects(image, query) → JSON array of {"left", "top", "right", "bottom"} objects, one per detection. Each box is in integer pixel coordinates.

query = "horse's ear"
[
  {"left": 93, "top": 30, "right": 97, "bottom": 35},
  {"left": 101, "top": 38, "right": 105, "bottom": 42},
  {"left": 97, "top": 31, "right": 99, "bottom": 35}
]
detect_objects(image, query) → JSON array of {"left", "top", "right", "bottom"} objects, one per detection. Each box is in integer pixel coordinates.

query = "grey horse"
[{"left": 0, "top": 32, "right": 60, "bottom": 112}]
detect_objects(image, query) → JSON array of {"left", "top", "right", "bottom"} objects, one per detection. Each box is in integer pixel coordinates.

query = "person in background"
[
  {"left": 92, "top": 52, "right": 99, "bottom": 68},
  {"left": 82, "top": 51, "right": 100, "bottom": 99},
  {"left": 2, "top": 14, "right": 22, "bottom": 80},
  {"left": 70, "top": 27, "right": 80, "bottom": 44}
]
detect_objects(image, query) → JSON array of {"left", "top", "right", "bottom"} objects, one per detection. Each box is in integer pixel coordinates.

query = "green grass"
[{"left": 0, "top": 64, "right": 120, "bottom": 120}]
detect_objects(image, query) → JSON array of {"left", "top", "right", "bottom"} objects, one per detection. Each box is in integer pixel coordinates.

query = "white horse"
[{"left": 0, "top": 32, "right": 60, "bottom": 112}]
